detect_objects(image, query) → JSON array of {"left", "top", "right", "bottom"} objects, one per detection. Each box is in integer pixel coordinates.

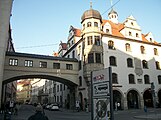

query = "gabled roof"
[{"left": 102, "top": 20, "right": 124, "bottom": 37}]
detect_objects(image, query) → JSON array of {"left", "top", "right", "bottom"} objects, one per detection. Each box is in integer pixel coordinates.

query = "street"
[{"left": 0, "top": 104, "right": 161, "bottom": 120}]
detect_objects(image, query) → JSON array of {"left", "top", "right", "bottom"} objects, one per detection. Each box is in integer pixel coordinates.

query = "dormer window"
[
  {"left": 106, "top": 29, "right": 109, "bottom": 33},
  {"left": 87, "top": 22, "right": 92, "bottom": 27},
  {"left": 129, "top": 31, "right": 132, "bottom": 36},
  {"left": 136, "top": 33, "right": 139, "bottom": 37},
  {"left": 150, "top": 38, "right": 152, "bottom": 42},
  {"left": 131, "top": 22, "right": 134, "bottom": 26}
]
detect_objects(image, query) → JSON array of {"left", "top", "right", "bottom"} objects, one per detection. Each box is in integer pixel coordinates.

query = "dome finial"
[{"left": 90, "top": 0, "right": 92, "bottom": 9}]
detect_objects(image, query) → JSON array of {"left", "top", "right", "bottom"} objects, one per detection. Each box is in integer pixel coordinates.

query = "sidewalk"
[{"left": 134, "top": 113, "right": 161, "bottom": 120}]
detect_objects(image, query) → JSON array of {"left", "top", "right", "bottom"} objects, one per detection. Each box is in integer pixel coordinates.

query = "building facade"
[{"left": 61, "top": 6, "right": 161, "bottom": 110}]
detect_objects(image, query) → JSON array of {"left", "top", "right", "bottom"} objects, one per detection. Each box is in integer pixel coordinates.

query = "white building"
[{"left": 61, "top": 6, "right": 161, "bottom": 110}]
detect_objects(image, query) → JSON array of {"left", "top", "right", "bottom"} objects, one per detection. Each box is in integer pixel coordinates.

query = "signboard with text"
[{"left": 91, "top": 68, "right": 113, "bottom": 120}]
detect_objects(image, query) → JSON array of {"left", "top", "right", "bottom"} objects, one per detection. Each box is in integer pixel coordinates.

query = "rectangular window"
[
  {"left": 87, "top": 36, "right": 93, "bottom": 45},
  {"left": 9, "top": 58, "right": 18, "bottom": 66},
  {"left": 25, "top": 60, "right": 33, "bottom": 67},
  {"left": 39, "top": 61, "right": 47, "bottom": 68},
  {"left": 88, "top": 53, "right": 94, "bottom": 63},
  {"left": 94, "top": 36, "right": 101, "bottom": 46},
  {"left": 95, "top": 53, "right": 101, "bottom": 63},
  {"left": 66, "top": 64, "right": 73, "bottom": 70},
  {"left": 79, "top": 61, "right": 81, "bottom": 70},
  {"left": 53, "top": 63, "right": 60, "bottom": 69},
  {"left": 60, "top": 84, "right": 62, "bottom": 91}
]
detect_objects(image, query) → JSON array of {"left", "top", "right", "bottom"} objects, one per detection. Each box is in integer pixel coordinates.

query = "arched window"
[
  {"left": 142, "top": 60, "right": 148, "bottom": 69},
  {"left": 154, "top": 48, "right": 158, "bottom": 55},
  {"left": 140, "top": 46, "right": 145, "bottom": 54},
  {"left": 108, "top": 40, "right": 115, "bottom": 50},
  {"left": 79, "top": 76, "right": 82, "bottom": 86},
  {"left": 129, "top": 31, "right": 132, "bottom": 36},
  {"left": 87, "top": 22, "right": 92, "bottom": 27},
  {"left": 125, "top": 43, "right": 131, "bottom": 52},
  {"left": 128, "top": 74, "right": 135, "bottom": 84},
  {"left": 136, "top": 33, "right": 139, "bottom": 37},
  {"left": 112, "top": 73, "right": 118, "bottom": 84},
  {"left": 144, "top": 75, "right": 150, "bottom": 84},
  {"left": 158, "top": 75, "right": 161, "bottom": 84},
  {"left": 155, "top": 61, "right": 160, "bottom": 70},
  {"left": 127, "top": 58, "right": 133, "bottom": 67},
  {"left": 94, "top": 22, "right": 98, "bottom": 27},
  {"left": 109, "top": 56, "right": 117, "bottom": 66}
]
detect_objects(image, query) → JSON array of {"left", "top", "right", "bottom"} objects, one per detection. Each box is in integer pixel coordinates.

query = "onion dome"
[{"left": 81, "top": 8, "right": 102, "bottom": 23}]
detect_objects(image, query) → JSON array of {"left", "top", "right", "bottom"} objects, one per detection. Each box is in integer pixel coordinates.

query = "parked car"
[{"left": 50, "top": 104, "right": 59, "bottom": 111}]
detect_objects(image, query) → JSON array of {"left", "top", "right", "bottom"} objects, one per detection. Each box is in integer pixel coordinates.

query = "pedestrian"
[
  {"left": 115, "top": 102, "right": 117, "bottom": 111},
  {"left": 28, "top": 105, "right": 48, "bottom": 120},
  {"left": 76, "top": 101, "right": 80, "bottom": 112}
]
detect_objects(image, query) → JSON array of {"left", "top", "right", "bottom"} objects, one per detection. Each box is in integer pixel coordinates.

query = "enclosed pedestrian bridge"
[{"left": 3, "top": 52, "right": 79, "bottom": 87}]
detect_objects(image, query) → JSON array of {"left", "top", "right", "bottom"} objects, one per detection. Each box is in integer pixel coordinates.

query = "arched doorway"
[
  {"left": 78, "top": 92, "right": 83, "bottom": 110},
  {"left": 143, "top": 89, "right": 153, "bottom": 107},
  {"left": 113, "top": 90, "right": 122, "bottom": 110},
  {"left": 127, "top": 90, "right": 139, "bottom": 109},
  {"left": 158, "top": 89, "right": 161, "bottom": 107}
]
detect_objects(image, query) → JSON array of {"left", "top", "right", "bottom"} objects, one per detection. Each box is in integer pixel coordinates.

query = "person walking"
[{"left": 28, "top": 105, "right": 48, "bottom": 120}]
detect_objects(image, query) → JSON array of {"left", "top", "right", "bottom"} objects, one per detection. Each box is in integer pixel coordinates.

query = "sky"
[{"left": 11, "top": 0, "right": 161, "bottom": 55}]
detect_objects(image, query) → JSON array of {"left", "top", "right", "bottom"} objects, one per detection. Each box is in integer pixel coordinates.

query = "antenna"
[{"left": 90, "top": 0, "right": 92, "bottom": 9}]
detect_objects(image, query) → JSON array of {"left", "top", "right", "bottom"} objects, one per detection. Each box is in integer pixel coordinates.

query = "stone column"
[
  {"left": 123, "top": 93, "right": 128, "bottom": 110},
  {"left": 0, "top": 0, "right": 13, "bottom": 107}
]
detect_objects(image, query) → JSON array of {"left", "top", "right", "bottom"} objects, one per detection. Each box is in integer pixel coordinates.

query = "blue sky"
[{"left": 11, "top": 0, "right": 161, "bottom": 55}]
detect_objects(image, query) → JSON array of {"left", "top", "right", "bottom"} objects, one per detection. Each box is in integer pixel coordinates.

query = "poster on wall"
[
  {"left": 91, "top": 68, "right": 113, "bottom": 120},
  {"left": 93, "top": 98, "right": 110, "bottom": 120}
]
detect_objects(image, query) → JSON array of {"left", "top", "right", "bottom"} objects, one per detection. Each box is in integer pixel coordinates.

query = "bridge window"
[
  {"left": 39, "top": 61, "right": 47, "bottom": 68},
  {"left": 53, "top": 63, "right": 60, "bottom": 69},
  {"left": 66, "top": 64, "right": 73, "bottom": 70},
  {"left": 25, "top": 60, "right": 33, "bottom": 67},
  {"left": 9, "top": 58, "right": 18, "bottom": 66}
]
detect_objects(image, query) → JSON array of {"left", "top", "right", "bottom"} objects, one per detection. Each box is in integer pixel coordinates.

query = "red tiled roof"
[
  {"left": 74, "top": 28, "right": 81, "bottom": 37},
  {"left": 102, "top": 20, "right": 124, "bottom": 37}
]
